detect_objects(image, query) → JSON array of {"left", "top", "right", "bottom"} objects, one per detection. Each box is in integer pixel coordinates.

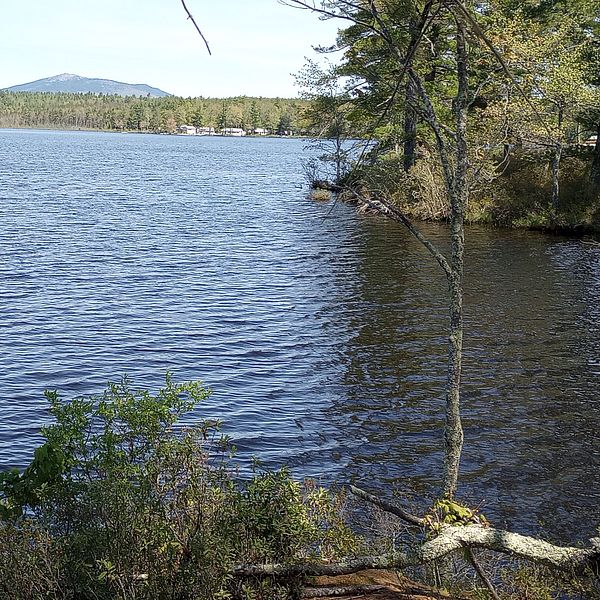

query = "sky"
[{"left": 1, "top": 0, "right": 342, "bottom": 98}]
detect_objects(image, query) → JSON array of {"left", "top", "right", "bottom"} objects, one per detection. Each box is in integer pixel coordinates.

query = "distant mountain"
[{"left": 4, "top": 73, "right": 171, "bottom": 97}]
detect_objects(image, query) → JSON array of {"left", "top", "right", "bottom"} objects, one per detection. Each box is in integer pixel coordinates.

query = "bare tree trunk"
[
  {"left": 551, "top": 105, "right": 564, "bottom": 215},
  {"left": 442, "top": 16, "right": 468, "bottom": 500},
  {"left": 590, "top": 124, "right": 600, "bottom": 186},
  {"left": 336, "top": 132, "right": 343, "bottom": 184},
  {"left": 551, "top": 142, "right": 561, "bottom": 214},
  {"left": 403, "top": 78, "right": 418, "bottom": 172},
  {"left": 403, "top": 16, "right": 420, "bottom": 172}
]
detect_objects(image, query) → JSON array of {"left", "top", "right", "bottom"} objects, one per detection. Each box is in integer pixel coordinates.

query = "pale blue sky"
[{"left": 1, "top": 0, "right": 341, "bottom": 97}]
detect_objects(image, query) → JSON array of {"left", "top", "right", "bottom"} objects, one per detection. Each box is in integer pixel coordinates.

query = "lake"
[{"left": 0, "top": 128, "right": 598, "bottom": 542}]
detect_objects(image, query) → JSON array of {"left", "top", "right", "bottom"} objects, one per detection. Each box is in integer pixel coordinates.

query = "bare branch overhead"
[{"left": 180, "top": 0, "right": 212, "bottom": 55}]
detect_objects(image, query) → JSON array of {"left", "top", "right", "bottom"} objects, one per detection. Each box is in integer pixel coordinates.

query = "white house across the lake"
[
  {"left": 177, "top": 125, "right": 197, "bottom": 135},
  {"left": 221, "top": 128, "right": 246, "bottom": 137}
]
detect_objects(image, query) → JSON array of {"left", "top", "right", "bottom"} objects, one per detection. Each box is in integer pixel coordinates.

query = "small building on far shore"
[
  {"left": 197, "top": 127, "right": 215, "bottom": 136},
  {"left": 253, "top": 128, "right": 269, "bottom": 136},
  {"left": 221, "top": 127, "right": 246, "bottom": 137},
  {"left": 177, "top": 125, "right": 197, "bottom": 135}
]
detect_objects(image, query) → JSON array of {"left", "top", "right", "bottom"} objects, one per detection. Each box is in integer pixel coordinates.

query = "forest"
[{"left": 0, "top": 92, "right": 308, "bottom": 136}]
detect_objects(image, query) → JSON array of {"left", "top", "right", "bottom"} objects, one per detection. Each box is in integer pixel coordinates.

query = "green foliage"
[
  {"left": 491, "top": 152, "right": 600, "bottom": 230},
  {"left": 297, "top": 0, "right": 600, "bottom": 232},
  {"left": 423, "top": 499, "right": 489, "bottom": 535},
  {"left": 499, "top": 562, "right": 600, "bottom": 600},
  {"left": 296, "top": 60, "right": 359, "bottom": 185},
  {"left": 0, "top": 375, "right": 362, "bottom": 600}
]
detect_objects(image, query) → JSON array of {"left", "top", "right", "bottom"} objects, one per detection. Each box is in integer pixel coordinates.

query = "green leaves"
[
  {"left": 423, "top": 498, "right": 489, "bottom": 535},
  {"left": 0, "top": 441, "right": 66, "bottom": 518},
  {"left": 0, "top": 375, "right": 361, "bottom": 599}
]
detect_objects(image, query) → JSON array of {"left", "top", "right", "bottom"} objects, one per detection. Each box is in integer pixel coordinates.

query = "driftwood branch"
[
  {"left": 180, "top": 0, "right": 212, "bottom": 55},
  {"left": 234, "top": 525, "right": 600, "bottom": 578},
  {"left": 348, "top": 485, "right": 424, "bottom": 527}
]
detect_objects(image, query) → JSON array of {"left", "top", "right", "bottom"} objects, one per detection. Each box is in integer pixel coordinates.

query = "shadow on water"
[{"left": 307, "top": 219, "right": 599, "bottom": 541}]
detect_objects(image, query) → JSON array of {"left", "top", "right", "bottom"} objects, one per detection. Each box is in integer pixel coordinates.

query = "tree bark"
[
  {"left": 442, "top": 16, "right": 468, "bottom": 500},
  {"left": 551, "top": 142, "right": 562, "bottom": 214},
  {"left": 550, "top": 105, "right": 564, "bottom": 215},
  {"left": 590, "top": 124, "right": 600, "bottom": 186},
  {"left": 403, "top": 15, "right": 423, "bottom": 172},
  {"left": 348, "top": 485, "right": 424, "bottom": 527},
  {"left": 403, "top": 77, "right": 418, "bottom": 172},
  {"left": 234, "top": 525, "right": 600, "bottom": 578}
]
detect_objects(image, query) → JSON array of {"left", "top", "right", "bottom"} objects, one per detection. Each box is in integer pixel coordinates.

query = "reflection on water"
[{"left": 0, "top": 129, "right": 598, "bottom": 542}]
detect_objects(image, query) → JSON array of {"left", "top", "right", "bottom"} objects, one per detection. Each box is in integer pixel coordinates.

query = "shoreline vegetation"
[
  {"left": 0, "top": 92, "right": 308, "bottom": 136},
  {"left": 310, "top": 162, "right": 600, "bottom": 238},
  {"left": 2, "top": 377, "right": 598, "bottom": 600}
]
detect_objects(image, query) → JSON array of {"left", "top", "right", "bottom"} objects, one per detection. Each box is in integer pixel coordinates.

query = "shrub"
[
  {"left": 346, "top": 147, "right": 600, "bottom": 232},
  {"left": 0, "top": 375, "right": 361, "bottom": 600},
  {"left": 309, "top": 188, "right": 333, "bottom": 201}
]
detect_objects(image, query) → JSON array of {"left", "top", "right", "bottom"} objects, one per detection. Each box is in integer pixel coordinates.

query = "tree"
[
  {"left": 249, "top": 99, "right": 261, "bottom": 130},
  {"left": 287, "top": 0, "right": 481, "bottom": 499},
  {"left": 296, "top": 59, "right": 354, "bottom": 184},
  {"left": 277, "top": 0, "right": 600, "bottom": 588},
  {"left": 126, "top": 102, "right": 148, "bottom": 131},
  {"left": 217, "top": 100, "right": 228, "bottom": 130},
  {"left": 488, "top": 9, "right": 597, "bottom": 212}
]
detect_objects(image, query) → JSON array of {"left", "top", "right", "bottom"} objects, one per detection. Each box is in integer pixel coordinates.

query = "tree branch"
[
  {"left": 281, "top": 0, "right": 386, "bottom": 38},
  {"left": 180, "top": 0, "right": 212, "bottom": 55},
  {"left": 348, "top": 485, "right": 425, "bottom": 527},
  {"left": 352, "top": 190, "right": 452, "bottom": 279},
  {"left": 409, "top": 69, "right": 455, "bottom": 199},
  {"left": 465, "top": 548, "right": 501, "bottom": 600}
]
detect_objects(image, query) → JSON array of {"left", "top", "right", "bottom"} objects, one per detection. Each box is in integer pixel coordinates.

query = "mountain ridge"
[{"left": 4, "top": 73, "right": 171, "bottom": 97}]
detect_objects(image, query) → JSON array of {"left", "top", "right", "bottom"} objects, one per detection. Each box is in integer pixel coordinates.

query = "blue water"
[{"left": 0, "top": 129, "right": 598, "bottom": 541}]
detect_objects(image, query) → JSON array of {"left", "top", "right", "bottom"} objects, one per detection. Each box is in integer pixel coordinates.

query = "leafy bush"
[{"left": 0, "top": 375, "right": 360, "bottom": 600}]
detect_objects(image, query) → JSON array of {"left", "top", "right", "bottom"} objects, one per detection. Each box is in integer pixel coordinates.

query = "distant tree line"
[{"left": 0, "top": 92, "right": 312, "bottom": 135}]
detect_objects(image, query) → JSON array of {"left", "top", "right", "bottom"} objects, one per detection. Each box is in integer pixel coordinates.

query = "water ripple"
[{"left": 0, "top": 129, "right": 598, "bottom": 542}]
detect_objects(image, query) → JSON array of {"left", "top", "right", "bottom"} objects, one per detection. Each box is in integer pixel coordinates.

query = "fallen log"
[{"left": 234, "top": 525, "right": 600, "bottom": 578}]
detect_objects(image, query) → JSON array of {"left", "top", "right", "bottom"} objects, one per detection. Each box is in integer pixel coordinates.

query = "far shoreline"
[{"left": 0, "top": 125, "right": 309, "bottom": 139}]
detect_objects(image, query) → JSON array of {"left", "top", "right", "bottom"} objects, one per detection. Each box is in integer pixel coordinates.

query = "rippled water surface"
[{"left": 1, "top": 129, "right": 598, "bottom": 541}]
